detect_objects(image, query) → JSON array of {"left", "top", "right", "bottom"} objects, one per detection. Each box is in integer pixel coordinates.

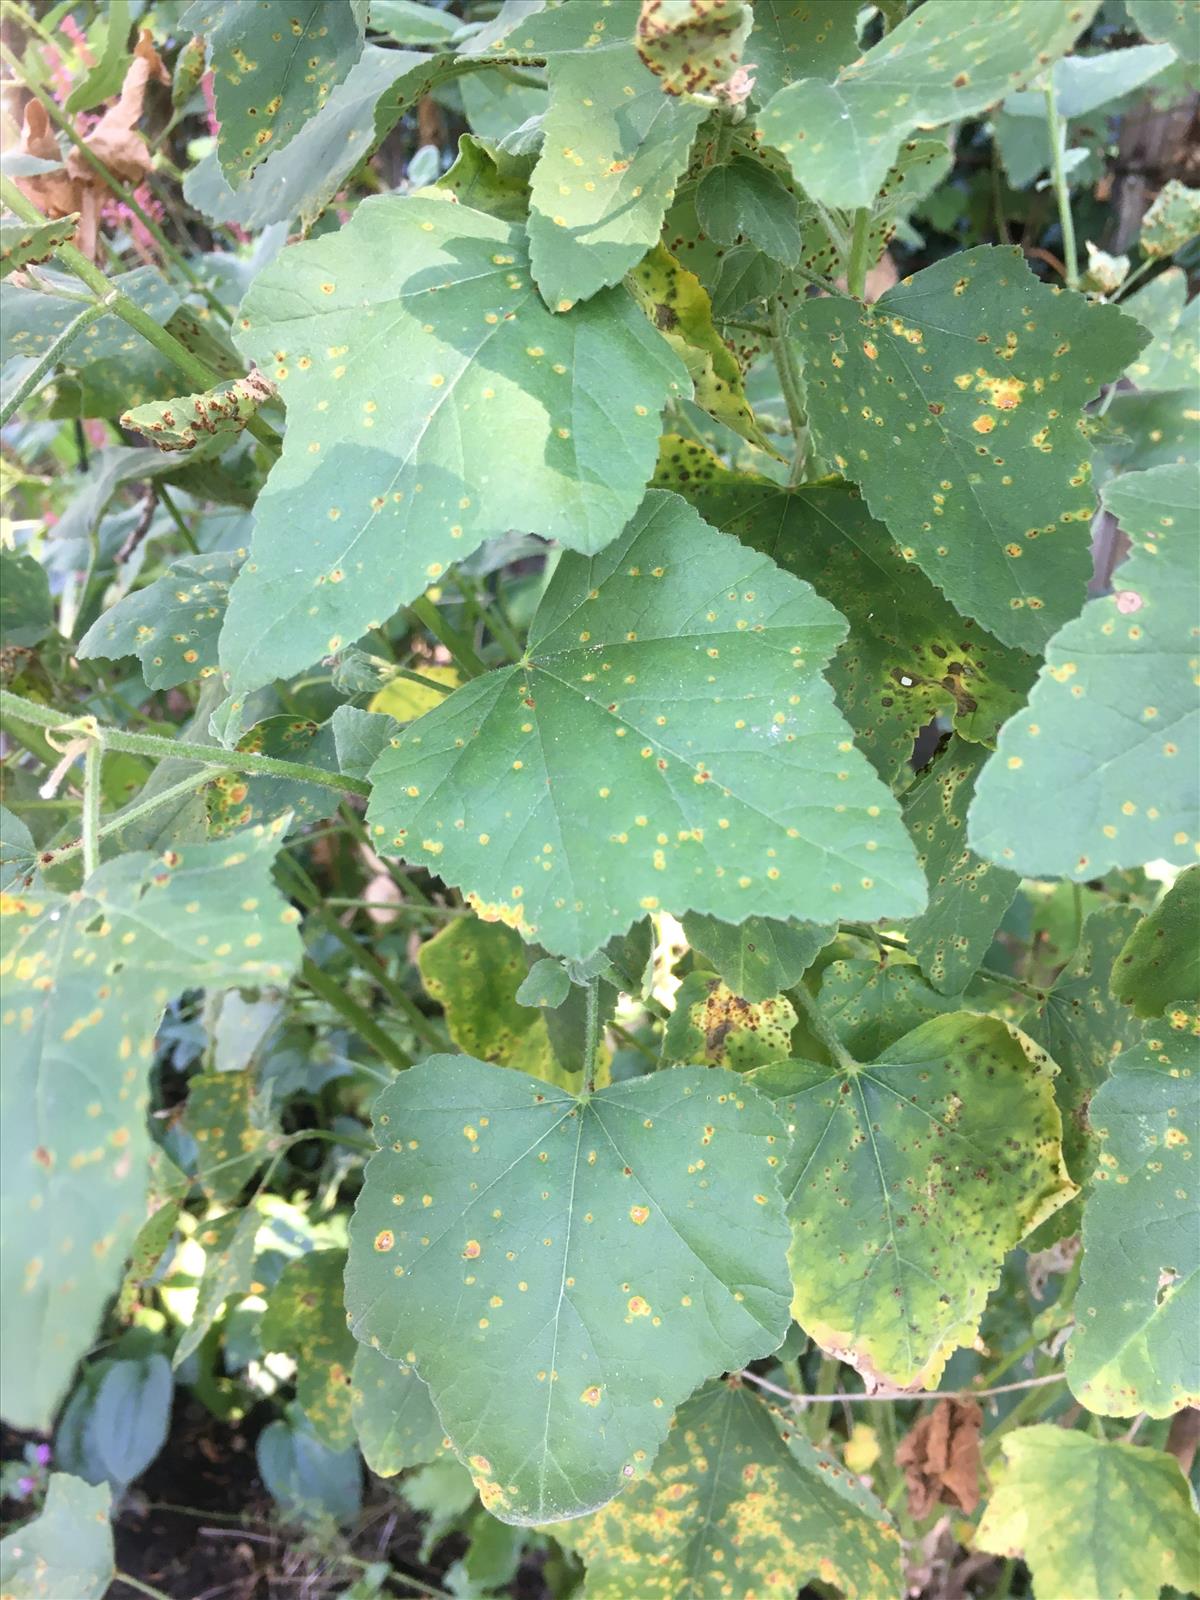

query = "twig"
[
  {"left": 114, "top": 1575, "right": 174, "bottom": 1600},
  {"left": 115, "top": 482, "right": 158, "bottom": 563},
  {"left": 740, "top": 1367, "right": 1067, "bottom": 1405}
]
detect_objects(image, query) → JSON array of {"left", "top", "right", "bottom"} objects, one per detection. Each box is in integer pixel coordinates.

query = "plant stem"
[
  {"left": 389, "top": 665, "right": 457, "bottom": 697},
  {"left": 410, "top": 595, "right": 488, "bottom": 677},
  {"left": 769, "top": 298, "right": 809, "bottom": 487},
  {"left": 0, "top": 295, "right": 114, "bottom": 426},
  {"left": 1043, "top": 81, "right": 1079, "bottom": 290},
  {"left": 844, "top": 923, "right": 1048, "bottom": 1001},
  {"left": 0, "top": 176, "right": 280, "bottom": 453},
  {"left": 583, "top": 976, "right": 601, "bottom": 1092},
  {"left": 790, "top": 980, "right": 859, "bottom": 1072},
  {"left": 157, "top": 484, "right": 199, "bottom": 553},
  {"left": 741, "top": 1367, "right": 1066, "bottom": 1406},
  {"left": 114, "top": 1574, "right": 175, "bottom": 1600},
  {"left": 80, "top": 732, "right": 102, "bottom": 878},
  {"left": 0, "top": 687, "right": 370, "bottom": 797},
  {"left": 41, "top": 764, "right": 217, "bottom": 872},
  {"left": 846, "top": 206, "right": 872, "bottom": 299},
  {"left": 301, "top": 957, "right": 413, "bottom": 1073}
]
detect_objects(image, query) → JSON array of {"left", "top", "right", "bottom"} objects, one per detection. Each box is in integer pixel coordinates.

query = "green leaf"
[
  {"left": 458, "top": 67, "right": 548, "bottom": 141},
  {"left": 205, "top": 715, "right": 346, "bottom": 837},
  {"left": 663, "top": 969, "right": 797, "bottom": 1068},
  {"left": 183, "top": 0, "right": 369, "bottom": 184},
  {"left": 185, "top": 1068, "right": 275, "bottom": 1203},
  {"left": 64, "top": 0, "right": 132, "bottom": 113},
  {"left": 220, "top": 196, "right": 685, "bottom": 699},
  {"left": 174, "top": 1205, "right": 261, "bottom": 1368},
  {"left": 1122, "top": 265, "right": 1198, "bottom": 392},
  {"left": 78, "top": 550, "right": 242, "bottom": 691},
  {"left": 794, "top": 245, "right": 1147, "bottom": 652},
  {"left": 118, "top": 1197, "right": 182, "bottom": 1318},
  {"left": 817, "top": 957, "right": 963, "bottom": 1059},
  {"left": 516, "top": 5, "right": 707, "bottom": 309},
  {"left": 749, "top": 1013, "right": 1076, "bottom": 1388},
  {"left": 976, "top": 1426, "right": 1200, "bottom": 1598},
  {"left": 797, "top": 135, "right": 954, "bottom": 284},
  {"left": 1127, "top": 0, "right": 1200, "bottom": 63},
  {"left": 0, "top": 804, "right": 38, "bottom": 892},
  {"left": 1069, "top": 1028, "right": 1199, "bottom": 1418},
  {"left": 634, "top": 0, "right": 752, "bottom": 98},
  {"left": 256, "top": 1414, "right": 362, "bottom": 1525},
  {"left": 369, "top": 0, "right": 461, "bottom": 43},
  {"left": 1112, "top": 868, "right": 1200, "bottom": 1018},
  {"left": 0, "top": 1474, "right": 113, "bottom": 1600},
  {"left": 121, "top": 372, "right": 275, "bottom": 453},
  {"left": 551, "top": 1380, "right": 901, "bottom": 1600},
  {"left": 663, "top": 184, "right": 783, "bottom": 321},
  {"left": 695, "top": 153, "right": 801, "bottom": 266},
  {"left": 757, "top": 0, "right": 1097, "bottom": 210},
  {"left": 0, "top": 549, "right": 53, "bottom": 648},
  {"left": 968, "top": 464, "right": 1199, "bottom": 877},
  {"left": 516, "top": 957, "right": 572, "bottom": 1009},
  {"left": 351, "top": 1344, "right": 446, "bottom": 1475},
  {"left": 661, "top": 452, "right": 1036, "bottom": 784},
  {"left": 261, "top": 1250, "right": 357, "bottom": 1449},
  {"left": 745, "top": 0, "right": 861, "bottom": 103},
  {"left": 0, "top": 819, "right": 301, "bottom": 1429},
  {"left": 87, "top": 1352, "right": 173, "bottom": 1489},
  {"left": 1140, "top": 178, "right": 1200, "bottom": 257},
  {"left": 0, "top": 214, "right": 80, "bottom": 278},
  {"left": 682, "top": 912, "right": 831, "bottom": 1004},
  {"left": 345, "top": 1055, "right": 793, "bottom": 1522},
  {"left": 368, "top": 489, "right": 924, "bottom": 960},
  {"left": 902, "top": 740, "right": 1021, "bottom": 995},
  {"left": 1095, "top": 386, "right": 1198, "bottom": 473}
]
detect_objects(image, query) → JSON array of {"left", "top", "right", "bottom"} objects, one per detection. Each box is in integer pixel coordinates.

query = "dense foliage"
[{"left": 0, "top": 1, "right": 1198, "bottom": 1597}]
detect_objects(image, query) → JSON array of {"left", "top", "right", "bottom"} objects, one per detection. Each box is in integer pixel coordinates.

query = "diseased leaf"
[
  {"left": 221, "top": 195, "right": 686, "bottom": 700},
  {"left": 895, "top": 1396, "right": 982, "bottom": 1519},
  {"left": 117, "top": 1198, "right": 182, "bottom": 1318},
  {"left": 174, "top": 1206, "right": 261, "bottom": 1369},
  {"left": 794, "top": 246, "right": 1148, "bottom": 651},
  {"left": 976, "top": 1426, "right": 1200, "bottom": 1599},
  {"left": 121, "top": 372, "right": 275, "bottom": 453},
  {"left": 1140, "top": 178, "right": 1200, "bottom": 257},
  {"left": 186, "top": 1069, "right": 275, "bottom": 1203},
  {"left": 351, "top": 1344, "right": 446, "bottom": 1475},
  {"left": 1094, "top": 386, "right": 1198, "bottom": 473},
  {"left": 969, "top": 464, "right": 1199, "bottom": 877},
  {"left": 0, "top": 1474, "right": 113, "bottom": 1600},
  {"left": 205, "top": 715, "right": 345, "bottom": 837},
  {"left": 1122, "top": 266, "right": 1198, "bottom": 392},
  {"left": 183, "top": 0, "right": 369, "bottom": 184},
  {"left": 682, "top": 912, "right": 831, "bottom": 1004},
  {"left": 0, "top": 214, "right": 79, "bottom": 278},
  {"left": 261, "top": 1250, "right": 357, "bottom": 1450},
  {"left": 345, "top": 1055, "right": 793, "bottom": 1522},
  {"left": 758, "top": 0, "right": 1097, "bottom": 210},
  {"left": 1112, "top": 867, "right": 1200, "bottom": 1017},
  {"left": 749, "top": 1014, "right": 1076, "bottom": 1388},
  {"left": 659, "top": 452, "right": 1037, "bottom": 784},
  {"left": 663, "top": 183, "right": 783, "bottom": 321},
  {"left": 745, "top": 0, "right": 861, "bottom": 103},
  {"left": 368, "top": 489, "right": 924, "bottom": 960},
  {"left": 634, "top": 0, "right": 752, "bottom": 98},
  {"left": 662, "top": 970, "right": 797, "bottom": 1068},
  {"left": 817, "top": 957, "right": 962, "bottom": 1060},
  {"left": 0, "top": 820, "right": 301, "bottom": 1429},
  {"left": 551, "top": 1380, "right": 901, "bottom": 1600},
  {"left": 78, "top": 550, "right": 243, "bottom": 691},
  {"left": 1067, "top": 1028, "right": 1199, "bottom": 1418},
  {"left": 902, "top": 741, "right": 1021, "bottom": 995},
  {"left": 1127, "top": 0, "right": 1200, "bottom": 63}
]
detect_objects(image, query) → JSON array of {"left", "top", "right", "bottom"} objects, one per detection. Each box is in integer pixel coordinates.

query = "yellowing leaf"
[{"left": 369, "top": 665, "right": 462, "bottom": 722}]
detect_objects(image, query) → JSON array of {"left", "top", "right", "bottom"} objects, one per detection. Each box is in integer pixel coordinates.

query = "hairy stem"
[{"left": 1043, "top": 81, "right": 1079, "bottom": 290}]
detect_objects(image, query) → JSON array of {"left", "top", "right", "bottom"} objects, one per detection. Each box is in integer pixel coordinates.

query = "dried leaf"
[{"left": 896, "top": 1397, "right": 983, "bottom": 1519}]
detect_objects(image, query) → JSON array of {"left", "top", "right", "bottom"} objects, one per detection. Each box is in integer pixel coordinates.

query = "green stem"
[
  {"left": 157, "top": 485, "right": 200, "bottom": 554},
  {"left": 40, "top": 765, "right": 217, "bottom": 871},
  {"left": 1043, "top": 81, "right": 1079, "bottom": 290},
  {"left": 846, "top": 206, "right": 872, "bottom": 300},
  {"left": 716, "top": 317, "right": 773, "bottom": 338},
  {"left": 0, "top": 41, "right": 234, "bottom": 325},
  {"left": 845, "top": 923, "right": 1048, "bottom": 1002},
  {"left": 0, "top": 177, "right": 280, "bottom": 453},
  {"left": 114, "top": 1574, "right": 175, "bottom": 1600},
  {"left": 460, "top": 575, "right": 524, "bottom": 663},
  {"left": 769, "top": 298, "right": 809, "bottom": 487},
  {"left": 390, "top": 665, "right": 457, "bottom": 698},
  {"left": 583, "top": 976, "right": 601, "bottom": 1093},
  {"left": 806, "top": 1355, "right": 839, "bottom": 1445},
  {"left": 80, "top": 734, "right": 102, "bottom": 879},
  {"left": 0, "top": 688, "right": 370, "bottom": 797},
  {"left": 790, "top": 981, "right": 858, "bottom": 1072},
  {"left": 410, "top": 595, "right": 488, "bottom": 678},
  {"left": 290, "top": 1125, "right": 377, "bottom": 1155},
  {"left": 0, "top": 295, "right": 113, "bottom": 426},
  {"left": 301, "top": 957, "right": 413, "bottom": 1074}
]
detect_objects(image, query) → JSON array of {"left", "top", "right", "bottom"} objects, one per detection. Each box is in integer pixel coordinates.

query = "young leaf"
[
  {"left": 681, "top": 912, "right": 832, "bottom": 1004},
  {"left": 662, "top": 970, "right": 797, "bottom": 1068},
  {"left": 220, "top": 196, "right": 686, "bottom": 698},
  {"left": 87, "top": 1352, "right": 173, "bottom": 1490},
  {"left": 256, "top": 1414, "right": 362, "bottom": 1526},
  {"left": 351, "top": 1344, "right": 446, "bottom": 1476},
  {"left": 1067, "top": 1029, "right": 1199, "bottom": 1418},
  {"left": 902, "top": 740, "right": 1021, "bottom": 995},
  {"left": 969, "top": 464, "right": 1199, "bottom": 876},
  {"left": 78, "top": 550, "right": 242, "bottom": 691},
  {"left": 345, "top": 1055, "right": 793, "bottom": 1523},
  {"left": 976, "top": 1426, "right": 1200, "bottom": 1598},
  {"left": 749, "top": 1014, "right": 1076, "bottom": 1389},
  {"left": 370, "top": 491, "right": 922, "bottom": 958},
  {"left": 0, "top": 820, "right": 301, "bottom": 1429},
  {"left": 817, "top": 957, "right": 962, "bottom": 1059},
  {"left": 793, "top": 245, "right": 1147, "bottom": 651},
  {"left": 1112, "top": 867, "right": 1200, "bottom": 1017},
  {"left": 0, "top": 1474, "right": 113, "bottom": 1600},
  {"left": 515, "top": 957, "right": 572, "bottom": 1010},
  {"left": 550, "top": 1380, "right": 902, "bottom": 1600},
  {"left": 695, "top": 153, "right": 802, "bottom": 267},
  {"left": 182, "top": 0, "right": 369, "bottom": 184},
  {"left": 174, "top": 1206, "right": 261, "bottom": 1369},
  {"left": 261, "top": 1250, "right": 357, "bottom": 1450},
  {"left": 757, "top": 0, "right": 1097, "bottom": 210}
]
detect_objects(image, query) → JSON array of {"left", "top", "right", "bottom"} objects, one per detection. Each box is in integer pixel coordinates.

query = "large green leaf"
[
  {"left": 0, "top": 819, "right": 301, "bottom": 1429},
  {"left": 902, "top": 740, "right": 1021, "bottom": 995},
  {"left": 367, "top": 490, "right": 924, "bottom": 960},
  {"left": 1067, "top": 1030, "right": 1199, "bottom": 1419},
  {"left": 261, "top": 1250, "right": 357, "bottom": 1449},
  {"left": 345, "top": 1055, "right": 793, "bottom": 1522},
  {"left": 1112, "top": 867, "right": 1200, "bottom": 1018},
  {"left": 745, "top": 0, "right": 861, "bottom": 103},
  {"left": 969, "top": 464, "right": 1200, "bottom": 876},
  {"left": 793, "top": 246, "right": 1147, "bottom": 652},
  {"left": 78, "top": 550, "right": 243, "bottom": 691},
  {"left": 183, "top": 0, "right": 369, "bottom": 183},
  {"left": 221, "top": 196, "right": 685, "bottom": 700},
  {"left": 976, "top": 1426, "right": 1200, "bottom": 1599},
  {"left": 0, "top": 1474, "right": 113, "bottom": 1600},
  {"left": 749, "top": 1014, "right": 1075, "bottom": 1389},
  {"left": 551, "top": 1380, "right": 901, "bottom": 1599},
  {"left": 757, "top": 0, "right": 1097, "bottom": 210},
  {"left": 656, "top": 445, "right": 1036, "bottom": 784},
  {"left": 351, "top": 1344, "right": 446, "bottom": 1475}
]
